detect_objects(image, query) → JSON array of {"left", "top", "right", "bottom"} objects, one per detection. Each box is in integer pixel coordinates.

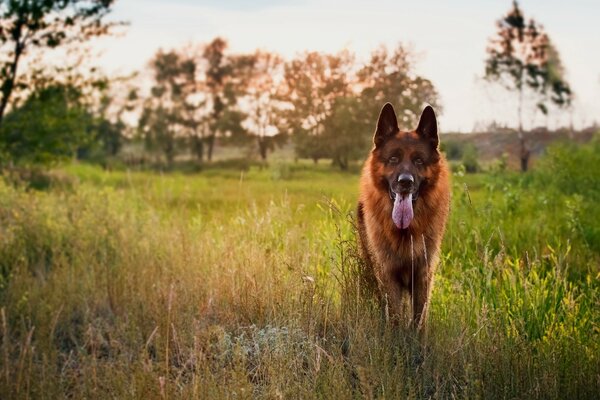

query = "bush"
[
  {"left": 0, "top": 84, "right": 91, "bottom": 166},
  {"left": 531, "top": 137, "right": 600, "bottom": 252},
  {"left": 2, "top": 167, "right": 77, "bottom": 191},
  {"left": 461, "top": 143, "right": 480, "bottom": 173},
  {"left": 440, "top": 139, "right": 464, "bottom": 160}
]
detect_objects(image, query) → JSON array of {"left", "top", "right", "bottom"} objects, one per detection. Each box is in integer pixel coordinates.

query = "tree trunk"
[
  {"left": 165, "top": 148, "right": 175, "bottom": 169},
  {"left": 517, "top": 78, "right": 529, "bottom": 172},
  {"left": 206, "top": 134, "right": 215, "bottom": 162},
  {"left": 164, "top": 135, "right": 175, "bottom": 169},
  {"left": 192, "top": 135, "right": 204, "bottom": 163},
  {"left": 333, "top": 155, "right": 348, "bottom": 171},
  {"left": 340, "top": 156, "right": 348, "bottom": 171},
  {"left": 258, "top": 137, "right": 268, "bottom": 162},
  {"left": 520, "top": 137, "right": 530, "bottom": 172},
  {"left": 0, "top": 33, "right": 25, "bottom": 128}
]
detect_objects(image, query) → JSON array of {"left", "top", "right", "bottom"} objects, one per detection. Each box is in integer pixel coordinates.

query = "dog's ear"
[
  {"left": 374, "top": 103, "right": 398, "bottom": 148},
  {"left": 416, "top": 105, "right": 438, "bottom": 149}
]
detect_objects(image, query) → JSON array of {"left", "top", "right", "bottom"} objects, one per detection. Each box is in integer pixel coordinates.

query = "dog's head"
[{"left": 370, "top": 103, "right": 441, "bottom": 230}]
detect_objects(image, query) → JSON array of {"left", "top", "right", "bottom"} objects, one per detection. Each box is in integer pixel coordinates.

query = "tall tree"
[
  {"left": 139, "top": 105, "right": 176, "bottom": 166},
  {"left": 484, "top": 0, "right": 572, "bottom": 171},
  {"left": 77, "top": 87, "right": 128, "bottom": 164},
  {"left": 238, "top": 50, "right": 285, "bottom": 162},
  {"left": 201, "top": 37, "right": 246, "bottom": 162},
  {"left": 181, "top": 96, "right": 210, "bottom": 164},
  {"left": 279, "top": 50, "right": 354, "bottom": 164},
  {"left": 0, "top": 0, "right": 118, "bottom": 127},
  {"left": 138, "top": 50, "right": 196, "bottom": 167},
  {"left": 322, "top": 96, "right": 371, "bottom": 170},
  {"left": 357, "top": 44, "right": 441, "bottom": 128}
]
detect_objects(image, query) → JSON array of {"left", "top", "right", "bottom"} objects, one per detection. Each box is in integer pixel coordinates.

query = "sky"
[{"left": 95, "top": 0, "right": 600, "bottom": 132}]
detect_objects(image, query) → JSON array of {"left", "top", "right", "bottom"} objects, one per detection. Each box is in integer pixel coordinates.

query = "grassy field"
[{"left": 0, "top": 141, "right": 599, "bottom": 399}]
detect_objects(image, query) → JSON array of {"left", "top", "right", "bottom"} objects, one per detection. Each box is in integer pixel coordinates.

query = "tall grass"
[{"left": 0, "top": 142, "right": 598, "bottom": 398}]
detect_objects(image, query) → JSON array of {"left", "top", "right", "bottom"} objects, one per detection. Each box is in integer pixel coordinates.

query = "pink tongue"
[{"left": 392, "top": 193, "right": 413, "bottom": 230}]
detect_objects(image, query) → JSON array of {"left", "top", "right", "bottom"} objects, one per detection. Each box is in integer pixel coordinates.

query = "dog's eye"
[
  {"left": 414, "top": 158, "right": 424, "bottom": 166},
  {"left": 388, "top": 157, "right": 399, "bottom": 165}
]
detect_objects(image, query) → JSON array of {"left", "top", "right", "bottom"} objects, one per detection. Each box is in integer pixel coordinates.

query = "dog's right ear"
[{"left": 374, "top": 103, "right": 398, "bottom": 148}]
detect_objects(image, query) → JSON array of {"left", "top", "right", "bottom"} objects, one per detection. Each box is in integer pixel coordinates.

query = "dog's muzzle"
[{"left": 389, "top": 173, "right": 419, "bottom": 202}]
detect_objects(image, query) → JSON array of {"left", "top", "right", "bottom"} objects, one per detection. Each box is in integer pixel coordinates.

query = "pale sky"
[{"left": 95, "top": 0, "right": 600, "bottom": 132}]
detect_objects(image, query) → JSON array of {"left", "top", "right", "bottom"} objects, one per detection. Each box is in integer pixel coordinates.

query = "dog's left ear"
[{"left": 416, "top": 105, "right": 439, "bottom": 149}]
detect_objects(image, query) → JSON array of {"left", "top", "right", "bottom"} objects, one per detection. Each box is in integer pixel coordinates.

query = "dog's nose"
[{"left": 398, "top": 173, "right": 414, "bottom": 188}]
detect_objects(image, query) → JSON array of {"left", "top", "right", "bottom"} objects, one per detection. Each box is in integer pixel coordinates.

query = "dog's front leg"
[
  {"left": 411, "top": 265, "right": 435, "bottom": 330},
  {"left": 380, "top": 271, "right": 411, "bottom": 326}
]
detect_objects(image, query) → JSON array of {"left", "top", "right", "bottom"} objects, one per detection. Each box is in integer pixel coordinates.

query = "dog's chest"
[{"left": 366, "top": 218, "right": 427, "bottom": 270}]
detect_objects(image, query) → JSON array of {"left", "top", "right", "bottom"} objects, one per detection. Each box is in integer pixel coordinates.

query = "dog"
[{"left": 357, "top": 103, "right": 450, "bottom": 329}]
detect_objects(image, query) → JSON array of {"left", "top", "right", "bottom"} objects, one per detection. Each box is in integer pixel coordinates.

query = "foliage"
[
  {"left": 138, "top": 50, "right": 197, "bottom": 167},
  {"left": 485, "top": 1, "right": 572, "bottom": 115},
  {"left": 280, "top": 50, "right": 354, "bottom": 164},
  {"left": 461, "top": 143, "right": 480, "bottom": 173},
  {"left": 202, "top": 38, "right": 248, "bottom": 161},
  {"left": 530, "top": 136, "right": 600, "bottom": 252},
  {"left": 358, "top": 44, "right": 441, "bottom": 128},
  {"left": 0, "top": 0, "right": 118, "bottom": 126},
  {"left": 440, "top": 140, "right": 464, "bottom": 160},
  {"left": 484, "top": 1, "right": 573, "bottom": 172},
  {"left": 77, "top": 89, "right": 129, "bottom": 165},
  {"left": 0, "top": 84, "right": 90, "bottom": 165},
  {"left": 280, "top": 43, "right": 440, "bottom": 167},
  {"left": 139, "top": 105, "right": 178, "bottom": 167},
  {"left": 237, "top": 50, "right": 285, "bottom": 161},
  {"left": 322, "top": 96, "right": 371, "bottom": 170}
]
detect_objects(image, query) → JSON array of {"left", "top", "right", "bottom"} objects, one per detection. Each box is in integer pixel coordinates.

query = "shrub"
[{"left": 461, "top": 143, "right": 480, "bottom": 173}]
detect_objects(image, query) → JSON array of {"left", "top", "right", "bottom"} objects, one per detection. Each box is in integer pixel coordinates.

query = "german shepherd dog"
[{"left": 357, "top": 103, "right": 450, "bottom": 329}]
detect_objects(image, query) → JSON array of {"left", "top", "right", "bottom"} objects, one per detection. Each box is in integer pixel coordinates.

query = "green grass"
[{"left": 0, "top": 142, "right": 598, "bottom": 399}]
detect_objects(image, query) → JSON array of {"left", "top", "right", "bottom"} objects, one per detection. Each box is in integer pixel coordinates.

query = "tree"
[
  {"left": 322, "top": 96, "right": 371, "bottom": 170},
  {"left": 139, "top": 105, "right": 177, "bottom": 166},
  {"left": 357, "top": 44, "right": 441, "bottom": 128},
  {"left": 0, "top": 0, "right": 118, "bottom": 127},
  {"left": 201, "top": 37, "right": 246, "bottom": 162},
  {"left": 0, "top": 83, "right": 90, "bottom": 165},
  {"left": 163, "top": 44, "right": 211, "bottom": 164},
  {"left": 138, "top": 50, "right": 197, "bottom": 167},
  {"left": 77, "top": 91, "right": 127, "bottom": 164},
  {"left": 484, "top": 0, "right": 572, "bottom": 171},
  {"left": 238, "top": 50, "right": 285, "bottom": 162},
  {"left": 279, "top": 50, "right": 354, "bottom": 164},
  {"left": 182, "top": 97, "right": 210, "bottom": 164}
]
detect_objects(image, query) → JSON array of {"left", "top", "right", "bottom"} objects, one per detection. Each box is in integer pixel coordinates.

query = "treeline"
[
  {"left": 0, "top": 1, "right": 583, "bottom": 173},
  {"left": 134, "top": 39, "right": 439, "bottom": 169},
  {"left": 1, "top": 37, "right": 440, "bottom": 170}
]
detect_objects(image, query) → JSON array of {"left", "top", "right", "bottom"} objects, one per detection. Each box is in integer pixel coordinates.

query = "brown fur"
[{"left": 357, "top": 104, "right": 450, "bottom": 329}]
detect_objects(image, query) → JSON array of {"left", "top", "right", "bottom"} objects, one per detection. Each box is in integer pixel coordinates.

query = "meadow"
[{"left": 0, "top": 140, "right": 598, "bottom": 399}]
